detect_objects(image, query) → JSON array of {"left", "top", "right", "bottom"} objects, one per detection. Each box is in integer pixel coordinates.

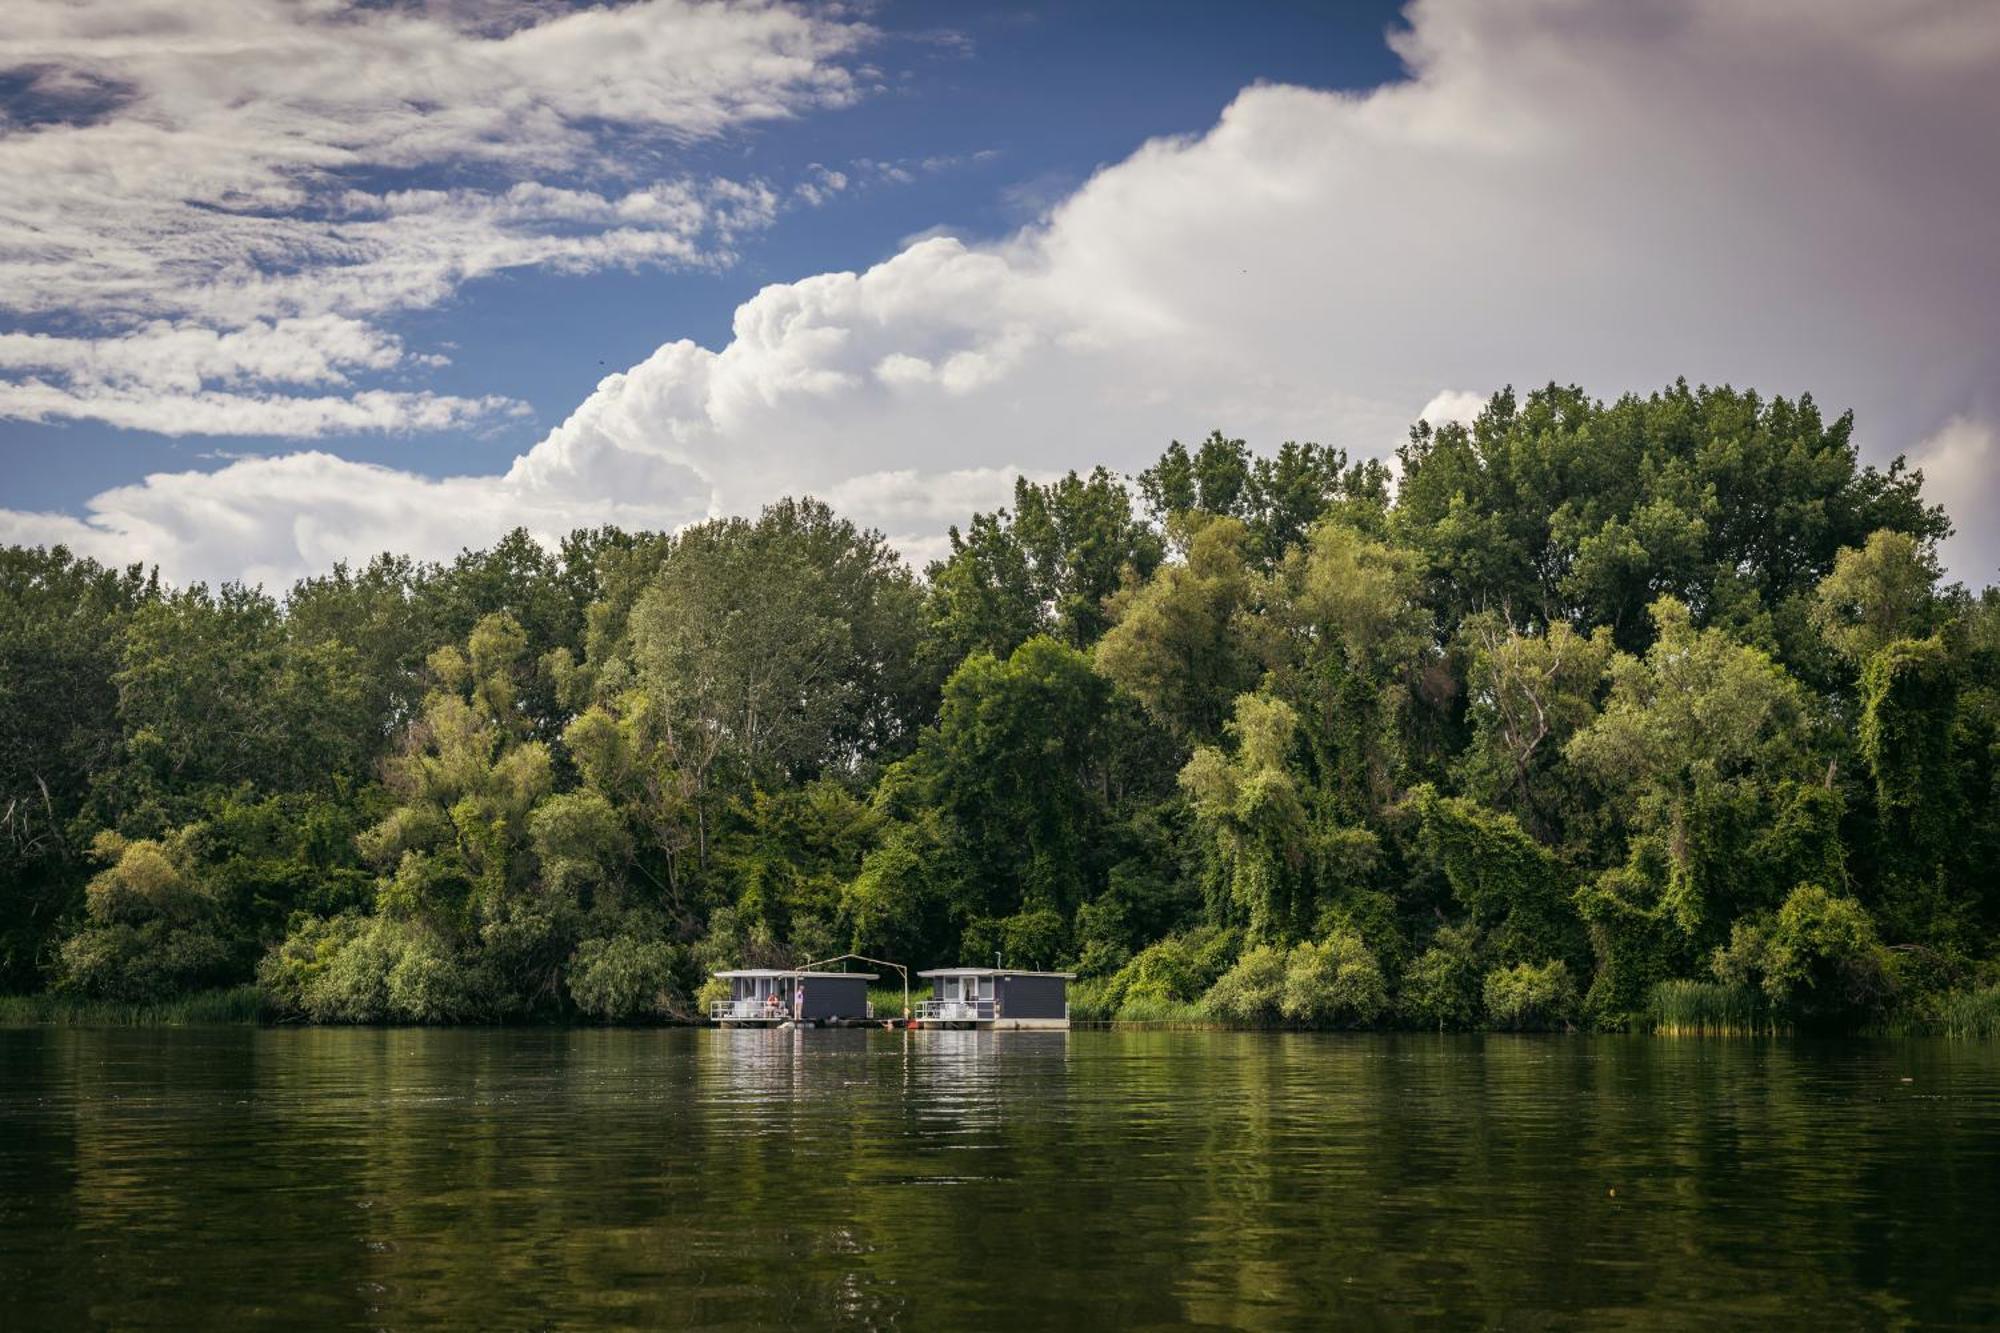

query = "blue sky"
[
  {"left": 2, "top": 1, "right": 1995, "bottom": 588},
  {"left": 3, "top": 1, "right": 1406, "bottom": 511}
]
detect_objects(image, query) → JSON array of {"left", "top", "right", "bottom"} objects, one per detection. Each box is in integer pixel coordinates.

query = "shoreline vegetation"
[
  {"left": 4, "top": 382, "right": 1997, "bottom": 1038},
  {"left": 9, "top": 978, "right": 2000, "bottom": 1038}
]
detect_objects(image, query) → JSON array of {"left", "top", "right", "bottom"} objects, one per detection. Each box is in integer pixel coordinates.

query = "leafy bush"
[
  {"left": 56, "top": 831, "right": 234, "bottom": 1002},
  {"left": 1280, "top": 930, "right": 1386, "bottom": 1027},
  {"left": 1065, "top": 976, "right": 1116, "bottom": 1022},
  {"left": 287, "top": 915, "right": 393, "bottom": 1021},
  {"left": 59, "top": 920, "right": 232, "bottom": 1004},
  {"left": 260, "top": 914, "right": 495, "bottom": 1023},
  {"left": 1482, "top": 960, "right": 1579, "bottom": 1031},
  {"left": 1104, "top": 926, "right": 1239, "bottom": 1011},
  {"left": 694, "top": 976, "right": 731, "bottom": 1015},
  {"left": 1574, "top": 846, "right": 1691, "bottom": 1027},
  {"left": 569, "top": 931, "right": 686, "bottom": 1021},
  {"left": 1408, "top": 786, "right": 1581, "bottom": 968},
  {"left": 1711, "top": 884, "right": 1894, "bottom": 1029},
  {"left": 385, "top": 933, "right": 483, "bottom": 1023},
  {"left": 1400, "top": 924, "right": 1484, "bottom": 1029},
  {"left": 1202, "top": 943, "right": 1288, "bottom": 1024}
]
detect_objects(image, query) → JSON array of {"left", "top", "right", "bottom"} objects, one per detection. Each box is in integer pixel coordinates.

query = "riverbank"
[{"left": 9, "top": 979, "right": 2000, "bottom": 1036}]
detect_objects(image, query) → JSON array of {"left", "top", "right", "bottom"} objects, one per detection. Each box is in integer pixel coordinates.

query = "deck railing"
[
  {"left": 710, "top": 999, "right": 793, "bottom": 1022},
  {"left": 915, "top": 998, "right": 996, "bottom": 1022}
]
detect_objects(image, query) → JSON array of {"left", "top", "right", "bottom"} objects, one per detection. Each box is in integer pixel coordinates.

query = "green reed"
[
  {"left": 0, "top": 984, "right": 267, "bottom": 1027},
  {"left": 867, "top": 982, "right": 917, "bottom": 1019},
  {"left": 1645, "top": 980, "right": 1784, "bottom": 1035}
]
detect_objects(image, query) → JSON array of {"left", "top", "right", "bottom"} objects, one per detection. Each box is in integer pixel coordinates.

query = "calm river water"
[{"left": 2, "top": 1027, "right": 1997, "bottom": 1327}]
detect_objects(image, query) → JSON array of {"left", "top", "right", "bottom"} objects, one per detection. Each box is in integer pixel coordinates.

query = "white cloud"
[
  {"left": 0, "top": 450, "right": 695, "bottom": 593},
  {"left": 1416, "top": 390, "right": 1488, "bottom": 429},
  {"left": 0, "top": 381, "right": 523, "bottom": 438},
  {"left": 8, "top": 0, "right": 2000, "bottom": 587},
  {"left": 794, "top": 166, "right": 851, "bottom": 208},
  {"left": 0, "top": 0, "right": 868, "bottom": 431},
  {"left": 1, "top": 315, "right": 399, "bottom": 385},
  {"left": 821, "top": 464, "right": 1054, "bottom": 569},
  {"left": 0, "top": 309, "right": 529, "bottom": 439},
  {"left": 1914, "top": 417, "right": 2000, "bottom": 584}
]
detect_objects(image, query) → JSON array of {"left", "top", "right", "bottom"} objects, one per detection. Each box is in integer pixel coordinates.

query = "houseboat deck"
[{"left": 710, "top": 968, "right": 878, "bottom": 1027}]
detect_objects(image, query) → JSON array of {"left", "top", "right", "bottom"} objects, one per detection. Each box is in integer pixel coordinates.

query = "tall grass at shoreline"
[
  {"left": 1930, "top": 986, "right": 2000, "bottom": 1037},
  {"left": 1872, "top": 985, "right": 2000, "bottom": 1038},
  {"left": 1644, "top": 981, "right": 1785, "bottom": 1035},
  {"left": 0, "top": 985, "right": 266, "bottom": 1027},
  {"left": 1098, "top": 996, "right": 1215, "bottom": 1027},
  {"left": 867, "top": 982, "right": 916, "bottom": 1018}
]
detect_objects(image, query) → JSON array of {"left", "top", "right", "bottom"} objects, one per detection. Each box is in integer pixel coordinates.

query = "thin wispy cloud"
[{"left": 0, "top": 0, "right": 870, "bottom": 434}]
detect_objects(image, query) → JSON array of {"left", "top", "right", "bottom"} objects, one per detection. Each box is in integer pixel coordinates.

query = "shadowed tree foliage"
[{"left": 0, "top": 548, "right": 158, "bottom": 989}]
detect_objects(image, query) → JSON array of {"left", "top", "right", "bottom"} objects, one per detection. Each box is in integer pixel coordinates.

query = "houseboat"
[
  {"left": 709, "top": 969, "right": 877, "bottom": 1027},
  {"left": 914, "top": 967, "right": 1074, "bottom": 1030}
]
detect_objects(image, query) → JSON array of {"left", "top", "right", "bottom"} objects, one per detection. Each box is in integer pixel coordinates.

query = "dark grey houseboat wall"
[
  {"left": 798, "top": 974, "right": 870, "bottom": 1021},
  {"left": 998, "top": 974, "right": 1067, "bottom": 1020}
]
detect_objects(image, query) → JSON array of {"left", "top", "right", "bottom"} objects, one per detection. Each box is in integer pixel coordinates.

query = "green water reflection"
[{"left": 2, "top": 1029, "right": 1996, "bottom": 1327}]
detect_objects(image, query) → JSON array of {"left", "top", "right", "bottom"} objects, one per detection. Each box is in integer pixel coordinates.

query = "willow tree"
[
  {"left": 1566, "top": 596, "right": 1834, "bottom": 1018},
  {"left": 1260, "top": 518, "right": 1432, "bottom": 819},
  {"left": 1182, "top": 694, "right": 1308, "bottom": 942}
]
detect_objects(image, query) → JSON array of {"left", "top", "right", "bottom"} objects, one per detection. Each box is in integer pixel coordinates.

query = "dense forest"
[{"left": 4, "top": 382, "right": 1996, "bottom": 1032}]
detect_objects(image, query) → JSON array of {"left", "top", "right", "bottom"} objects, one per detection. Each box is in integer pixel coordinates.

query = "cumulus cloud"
[
  {"left": 822, "top": 465, "right": 1055, "bottom": 568},
  {"left": 9, "top": 0, "right": 1999, "bottom": 586},
  {"left": 1913, "top": 417, "right": 2000, "bottom": 583},
  {"left": 0, "top": 0, "right": 867, "bottom": 431},
  {"left": 0, "top": 450, "right": 698, "bottom": 592},
  {"left": 1416, "top": 390, "right": 1490, "bottom": 430}
]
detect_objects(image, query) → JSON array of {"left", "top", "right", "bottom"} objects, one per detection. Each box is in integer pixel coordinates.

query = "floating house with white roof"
[
  {"left": 709, "top": 968, "right": 877, "bottom": 1027},
  {"left": 913, "top": 967, "right": 1074, "bottom": 1029}
]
